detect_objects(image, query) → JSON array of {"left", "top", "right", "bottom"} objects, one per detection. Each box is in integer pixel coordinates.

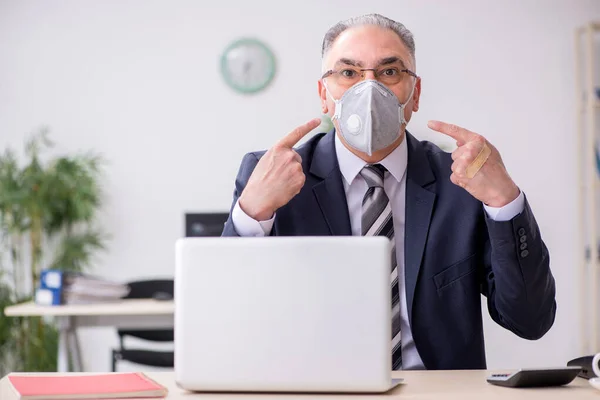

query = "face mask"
[{"left": 325, "top": 80, "right": 415, "bottom": 156}]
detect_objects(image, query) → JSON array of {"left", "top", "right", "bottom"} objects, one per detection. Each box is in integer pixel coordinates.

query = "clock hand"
[{"left": 243, "top": 61, "right": 251, "bottom": 85}]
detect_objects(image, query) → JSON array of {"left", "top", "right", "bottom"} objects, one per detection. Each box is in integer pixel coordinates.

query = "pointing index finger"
[
  {"left": 276, "top": 118, "right": 322, "bottom": 149},
  {"left": 427, "top": 120, "right": 476, "bottom": 144}
]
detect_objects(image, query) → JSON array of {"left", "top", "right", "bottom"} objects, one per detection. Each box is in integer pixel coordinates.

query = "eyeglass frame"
[{"left": 320, "top": 66, "right": 418, "bottom": 82}]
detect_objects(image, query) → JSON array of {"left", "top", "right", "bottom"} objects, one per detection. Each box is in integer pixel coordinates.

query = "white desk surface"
[
  {"left": 3, "top": 299, "right": 174, "bottom": 317},
  {"left": 1, "top": 370, "right": 597, "bottom": 399}
]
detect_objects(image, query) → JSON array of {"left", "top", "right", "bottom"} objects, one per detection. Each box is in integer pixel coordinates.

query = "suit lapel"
[
  {"left": 310, "top": 130, "right": 352, "bottom": 236},
  {"left": 404, "top": 133, "right": 437, "bottom": 324}
]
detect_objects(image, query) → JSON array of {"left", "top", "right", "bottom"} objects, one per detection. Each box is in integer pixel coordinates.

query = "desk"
[
  {"left": 1, "top": 370, "right": 598, "bottom": 399},
  {"left": 4, "top": 300, "right": 174, "bottom": 373}
]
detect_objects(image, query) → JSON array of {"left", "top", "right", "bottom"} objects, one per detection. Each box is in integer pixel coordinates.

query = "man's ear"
[
  {"left": 412, "top": 77, "right": 421, "bottom": 112},
  {"left": 318, "top": 80, "right": 328, "bottom": 114}
]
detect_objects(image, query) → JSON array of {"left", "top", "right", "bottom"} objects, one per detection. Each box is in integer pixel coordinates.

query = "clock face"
[{"left": 220, "top": 38, "right": 276, "bottom": 94}]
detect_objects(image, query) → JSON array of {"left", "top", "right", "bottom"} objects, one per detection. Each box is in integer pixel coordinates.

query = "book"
[{"left": 1, "top": 372, "right": 168, "bottom": 399}]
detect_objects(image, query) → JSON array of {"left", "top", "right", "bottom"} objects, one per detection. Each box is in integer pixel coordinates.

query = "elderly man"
[{"left": 222, "top": 14, "right": 556, "bottom": 370}]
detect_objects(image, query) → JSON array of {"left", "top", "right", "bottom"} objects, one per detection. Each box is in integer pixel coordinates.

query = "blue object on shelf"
[{"left": 35, "top": 269, "right": 64, "bottom": 305}]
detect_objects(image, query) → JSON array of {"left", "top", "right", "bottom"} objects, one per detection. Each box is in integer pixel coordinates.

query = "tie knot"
[{"left": 360, "top": 164, "right": 386, "bottom": 188}]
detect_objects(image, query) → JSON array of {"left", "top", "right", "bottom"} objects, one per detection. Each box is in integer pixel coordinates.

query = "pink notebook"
[{"left": 5, "top": 372, "right": 168, "bottom": 399}]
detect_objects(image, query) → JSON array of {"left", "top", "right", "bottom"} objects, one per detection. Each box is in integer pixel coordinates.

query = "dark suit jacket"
[{"left": 222, "top": 129, "right": 556, "bottom": 370}]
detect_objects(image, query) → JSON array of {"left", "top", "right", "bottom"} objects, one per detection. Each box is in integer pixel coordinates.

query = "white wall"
[{"left": 1, "top": 0, "right": 599, "bottom": 372}]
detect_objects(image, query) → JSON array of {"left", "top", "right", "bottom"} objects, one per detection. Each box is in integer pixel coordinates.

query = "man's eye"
[
  {"left": 341, "top": 69, "right": 357, "bottom": 78},
  {"left": 382, "top": 68, "right": 399, "bottom": 76}
]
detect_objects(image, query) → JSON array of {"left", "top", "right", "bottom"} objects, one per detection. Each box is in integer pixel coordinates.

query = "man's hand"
[
  {"left": 238, "top": 118, "right": 322, "bottom": 221},
  {"left": 428, "top": 120, "right": 520, "bottom": 207}
]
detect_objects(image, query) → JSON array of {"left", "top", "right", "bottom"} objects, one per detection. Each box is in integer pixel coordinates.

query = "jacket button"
[
  {"left": 520, "top": 242, "right": 528, "bottom": 250},
  {"left": 518, "top": 228, "right": 526, "bottom": 236},
  {"left": 521, "top": 249, "right": 529, "bottom": 258},
  {"left": 520, "top": 235, "right": 527, "bottom": 243}
]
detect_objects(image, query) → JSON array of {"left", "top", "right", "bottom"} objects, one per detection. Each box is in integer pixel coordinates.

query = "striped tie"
[{"left": 360, "top": 164, "right": 402, "bottom": 370}]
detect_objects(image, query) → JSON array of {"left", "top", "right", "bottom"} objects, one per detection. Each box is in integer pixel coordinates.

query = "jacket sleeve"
[
  {"left": 221, "top": 153, "right": 261, "bottom": 237},
  {"left": 480, "top": 195, "right": 556, "bottom": 340}
]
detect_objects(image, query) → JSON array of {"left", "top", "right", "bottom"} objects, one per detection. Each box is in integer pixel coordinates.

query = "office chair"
[{"left": 111, "top": 279, "right": 174, "bottom": 372}]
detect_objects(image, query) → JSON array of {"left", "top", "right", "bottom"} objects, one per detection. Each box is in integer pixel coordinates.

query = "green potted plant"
[{"left": 0, "top": 128, "right": 108, "bottom": 374}]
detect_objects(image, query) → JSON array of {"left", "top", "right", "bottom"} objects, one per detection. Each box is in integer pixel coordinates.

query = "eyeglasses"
[{"left": 321, "top": 65, "right": 418, "bottom": 88}]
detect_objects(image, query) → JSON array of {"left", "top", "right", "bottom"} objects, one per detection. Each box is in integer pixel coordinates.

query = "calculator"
[{"left": 486, "top": 367, "right": 582, "bottom": 388}]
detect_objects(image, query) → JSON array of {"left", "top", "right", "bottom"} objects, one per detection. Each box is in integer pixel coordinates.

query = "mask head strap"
[
  {"left": 322, "top": 80, "right": 342, "bottom": 120},
  {"left": 399, "top": 81, "right": 417, "bottom": 126}
]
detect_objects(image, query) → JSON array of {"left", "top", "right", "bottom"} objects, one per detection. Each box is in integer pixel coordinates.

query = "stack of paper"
[{"left": 62, "top": 273, "right": 130, "bottom": 304}]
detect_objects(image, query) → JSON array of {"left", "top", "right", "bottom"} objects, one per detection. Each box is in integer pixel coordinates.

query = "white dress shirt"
[{"left": 232, "top": 134, "right": 525, "bottom": 369}]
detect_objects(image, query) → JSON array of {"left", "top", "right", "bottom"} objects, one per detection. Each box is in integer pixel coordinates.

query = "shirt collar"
[{"left": 334, "top": 132, "right": 408, "bottom": 186}]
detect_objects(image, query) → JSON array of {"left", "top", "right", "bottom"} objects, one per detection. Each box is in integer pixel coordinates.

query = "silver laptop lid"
[{"left": 175, "top": 236, "right": 392, "bottom": 393}]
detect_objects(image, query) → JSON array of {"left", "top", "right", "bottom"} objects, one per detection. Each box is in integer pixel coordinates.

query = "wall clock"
[{"left": 220, "top": 38, "right": 276, "bottom": 94}]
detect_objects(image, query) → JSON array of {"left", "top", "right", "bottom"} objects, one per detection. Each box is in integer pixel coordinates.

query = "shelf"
[
  {"left": 579, "top": 102, "right": 600, "bottom": 113},
  {"left": 576, "top": 22, "right": 600, "bottom": 35},
  {"left": 576, "top": 20, "right": 600, "bottom": 356}
]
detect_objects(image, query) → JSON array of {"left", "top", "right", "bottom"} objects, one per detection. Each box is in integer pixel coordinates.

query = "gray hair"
[{"left": 321, "top": 14, "right": 415, "bottom": 61}]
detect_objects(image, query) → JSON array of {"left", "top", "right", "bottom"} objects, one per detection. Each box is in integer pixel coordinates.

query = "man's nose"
[{"left": 363, "top": 70, "right": 377, "bottom": 80}]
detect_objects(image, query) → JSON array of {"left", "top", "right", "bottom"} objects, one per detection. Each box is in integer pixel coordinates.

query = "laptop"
[{"left": 174, "top": 236, "right": 402, "bottom": 393}]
